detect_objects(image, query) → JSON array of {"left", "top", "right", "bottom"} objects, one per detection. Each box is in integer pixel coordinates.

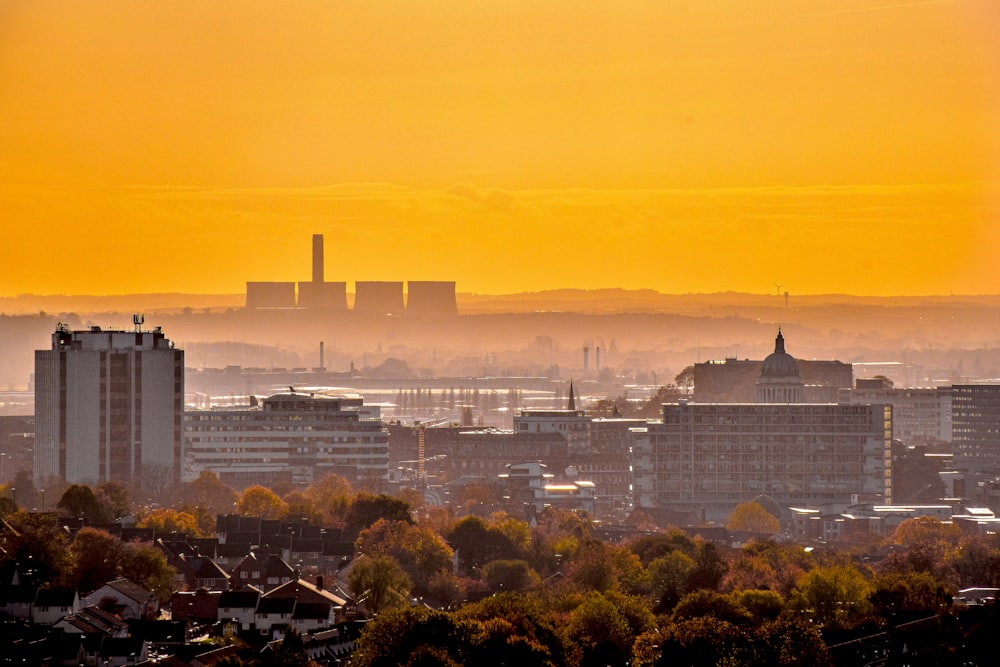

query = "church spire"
[{"left": 567, "top": 380, "right": 576, "bottom": 411}]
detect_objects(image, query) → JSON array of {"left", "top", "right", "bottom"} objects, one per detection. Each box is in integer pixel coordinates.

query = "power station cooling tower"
[
  {"left": 406, "top": 281, "right": 458, "bottom": 317},
  {"left": 246, "top": 282, "right": 296, "bottom": 309},
  {"left": 298, "top": 281, "right": 348, "bottom": 310},
  {"left": 353, "top": 281, "right": 405, "bottom": 316}
]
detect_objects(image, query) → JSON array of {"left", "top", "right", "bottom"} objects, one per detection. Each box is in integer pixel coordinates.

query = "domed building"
[{"left": 755, "top": 328, "right": 804, "bottom": 403}]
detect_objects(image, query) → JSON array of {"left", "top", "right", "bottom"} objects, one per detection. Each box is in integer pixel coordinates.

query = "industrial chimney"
[{"left": 312, "top": 234, "right": 324, "bottom": 283}]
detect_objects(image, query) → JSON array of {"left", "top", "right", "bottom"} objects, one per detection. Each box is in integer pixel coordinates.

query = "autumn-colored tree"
[
  {"left": 654, "top": 615, "right": 830, "bottom": 667},
  {"left": 731, "top": 588, "right": 785, "bottom": 622},
  {"left": 281, "top": 490, "right": 324, "bottom": 525},
  {"left": 655, "top": 616, "right": 743, "bottom": 667},
  {"left": 1, "top": 510, "right": 73, "bottom": 586},
  {"left": 348, "top": 555, "right": 412, "bottom": 616},
  {"left": 564, "top": 591, "right": 635, "bottom": 667},
  {"left": 671, "top": 590, "right": 753, "bottom": 627},
  {"left": 457, "top": 593, "right": 570, "bottom": 667},
  {"left": 738, "top": 539, "right": 813, "bottom": 598},
  {"left": 793, "top": 564, "right": 872, "bottom": 629},
  {"left": 870, "top": 570, "right": 943, "bottom": 615},
  {"left": 456, "top": 483, "right": 502, "bottom": 513},
  {"left": 138, "top": 508, "right": 201, "bottom": 536},
  {"left": 304, "top": 472, "right": 353, "bottom": 524},
  {"left": 567, "top": 539, "right": 619, "bottom": 593},
  {"left": 490, "top": 513, "right": 533, "bottom": 557},
  {"left": 185, "top": 470, "right": 238, "bottom": 516},
  {"left": 350, "top": 607, "right": 472, "bottom": 667},
  {"left": 726, "top": 501, "right": 781, "bottom": 534},
  {"left": 951, "top": 536, "right": 1000, "bottom": 587},
  {"left": 237, "top": 485, "right": 288, "bottom": 519},
  {"left": 356, "top": 518, "right": 454, "bottom": 592},
  {"left": 721, "top": 553, "right": 782, "bottom": 594}
]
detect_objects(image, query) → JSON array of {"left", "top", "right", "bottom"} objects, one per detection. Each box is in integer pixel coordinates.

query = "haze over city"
[{"left": 5, "top": 3, "right": 1000, "bottom": 666}]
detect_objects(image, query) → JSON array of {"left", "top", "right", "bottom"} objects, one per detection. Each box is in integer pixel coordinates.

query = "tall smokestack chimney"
[
  {"left": 583, "top": 346, "right": 589, "bottom": 372},
  {"left": 596, "top": 346, "right": 601, "bottom": 371},
  {"left": 312, "top": 234, "right": 324, "bottom": 283},
  {"left": 319, "top": 341, "right": 325, "bottom": 370}
]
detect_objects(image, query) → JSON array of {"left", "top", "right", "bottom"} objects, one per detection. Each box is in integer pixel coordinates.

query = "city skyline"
[{"left": 2, "top": 1, "right": 998, "bottom": 297}]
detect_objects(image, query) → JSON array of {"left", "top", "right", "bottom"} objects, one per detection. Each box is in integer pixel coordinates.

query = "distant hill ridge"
[{"left": 4, "top": 289, "right": 1000, "bottom": 316}]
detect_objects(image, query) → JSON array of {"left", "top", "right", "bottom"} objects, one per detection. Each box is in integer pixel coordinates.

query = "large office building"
[
  {"left": 632, "top": 402, "right": 892, "bottom": 514},
  {"left": 34, "top": 323, "right": 184, "bottom": 485},
  {"left": 184, "top": 392, "right": 389, "bottom": 489},
  {"left": 632, "top": 331, "right": 892, "bottom": 516},
  {"left": 951, "top": 384, "right": 1000, "bottom": 472},
  {"left": 847, "top": 378, "right": 952, "bottom": 445},
  {"left": 693, "top": 331, "right": 852, "bottom": 403}
]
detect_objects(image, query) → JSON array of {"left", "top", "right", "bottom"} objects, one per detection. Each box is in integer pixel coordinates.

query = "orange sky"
[{"left": 1, "top": 0, "right": 998, "bottom": 297}]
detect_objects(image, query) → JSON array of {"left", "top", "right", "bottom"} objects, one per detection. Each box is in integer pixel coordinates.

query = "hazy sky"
[{"left": 1, "top": 1, "right": 998, "bottom": 296}]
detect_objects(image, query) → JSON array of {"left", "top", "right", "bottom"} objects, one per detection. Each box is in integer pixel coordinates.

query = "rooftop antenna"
[{"left": 132, "top": 313, "right": 144, "bottom": 332}]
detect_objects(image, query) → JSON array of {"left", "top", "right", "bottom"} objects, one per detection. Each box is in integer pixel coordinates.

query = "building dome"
[
  {"left": 756, "top": 328, "right": 804, "bottom": 403},
  {"left": 760, "top": 329, "right": 800, "bottom": 378}
]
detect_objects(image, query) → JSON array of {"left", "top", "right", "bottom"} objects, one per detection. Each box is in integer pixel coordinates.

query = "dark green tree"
[
  {"left": 57, "top": 484, "right": 111, "bottom": 522},
  {"left": 481, "top": 559, "right": 540, "bottom": 593},
  {"left": 260, "top": 627, "right": 312, "bottom": 667},
  {"left": 71, "top": 527, "right": 124, "bottom": 593},
  {"left": 95, "top": 480, "right": 132, "bottom": 519},
  {"left": 345, "top": 493, "right": 413, "bottom": 537}
]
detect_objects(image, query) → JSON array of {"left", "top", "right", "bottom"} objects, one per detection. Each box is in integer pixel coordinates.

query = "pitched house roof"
[
  {"left": 264, "top": 578, "right": 347, "bottom": 607},
  {"left": 95, "top": 577, "right": 154, "bottom": 604},
  {"left": 256, "top": 597, "right": 295, "bottom": 615}
]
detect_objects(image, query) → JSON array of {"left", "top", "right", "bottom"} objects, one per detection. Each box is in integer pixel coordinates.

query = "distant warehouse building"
[{"left": 185, "top": 392, "right": 389, "bottom": 489}]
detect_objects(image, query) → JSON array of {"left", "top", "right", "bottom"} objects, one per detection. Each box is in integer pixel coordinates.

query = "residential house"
[
  {"left": 54, "top": 605, "right": 129, "bottom": 637},
  {"left": 217, "top": 588, "right": 261, "bottom": 631},
  {"left": 171, "top": 588, "right": 221, "bottom": 625},
  {"left": 255, "top": 597, "right": 296, "bottom": 638},
  {"left": 229, "top": 553, "right": 295, "bottom": 592},
  {"left": 81, "top": 577, "right": 158, "bottom": 620},
  {"left": 32, "top": 588, "right": 80, "bottom": 625}
]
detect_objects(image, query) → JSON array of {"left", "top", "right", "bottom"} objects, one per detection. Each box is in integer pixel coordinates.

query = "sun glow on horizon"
[{"left": 1, "top": 1, "right": 998, "bottom": 297}]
